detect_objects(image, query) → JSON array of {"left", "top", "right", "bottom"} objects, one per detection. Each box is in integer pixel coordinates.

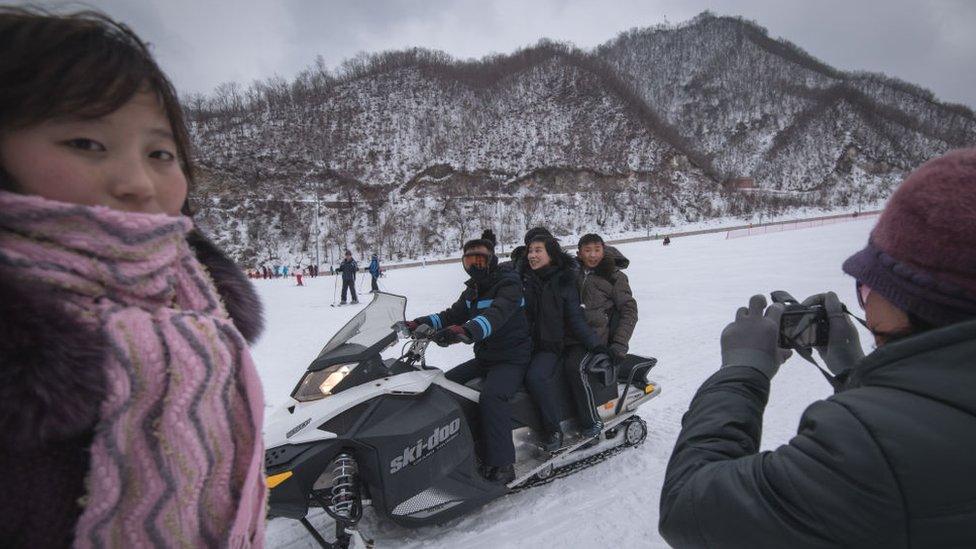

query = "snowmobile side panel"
[{"left": 346, "top": 385, "right": 506, "bottom": 527}]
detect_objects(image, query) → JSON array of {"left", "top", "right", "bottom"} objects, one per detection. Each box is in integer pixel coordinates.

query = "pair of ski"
[{"left": 330, "top": 302, "right": 362, "bottom": 308}]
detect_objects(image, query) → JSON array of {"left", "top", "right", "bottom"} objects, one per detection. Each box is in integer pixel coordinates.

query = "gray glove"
[
  {"left": 801, "top": 291, "right": 864, "bottom": 376},
  {"left": 721, "top": 294, "right": 791, "bottom": 379}
]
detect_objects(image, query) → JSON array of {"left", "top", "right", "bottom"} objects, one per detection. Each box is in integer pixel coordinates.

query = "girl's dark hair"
[
  {"left": 523, "top": 226, "right": 553, "bottom": 246},
  {"left": 528, "top": 235, "right": 572, "bottom": 269},
  {"left": 0, "top": 7, "right": 195, "bottom": 203}
]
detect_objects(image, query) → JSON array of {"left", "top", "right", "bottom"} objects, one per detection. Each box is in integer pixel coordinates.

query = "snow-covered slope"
[
  {"left": 253, "top": 217, "right": 876, "bottom": 548},
  {"left": 186, "top": 13, "right": 974, "bottom": 267}
]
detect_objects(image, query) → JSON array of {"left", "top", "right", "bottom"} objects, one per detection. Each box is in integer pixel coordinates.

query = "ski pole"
[{"left": 332, "top": 271, "right": 339, "bottom": 306}]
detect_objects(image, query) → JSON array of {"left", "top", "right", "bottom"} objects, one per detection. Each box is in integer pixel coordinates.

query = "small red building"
[{"left": 726, "top": 177, "right": 756, "bottom": 191}]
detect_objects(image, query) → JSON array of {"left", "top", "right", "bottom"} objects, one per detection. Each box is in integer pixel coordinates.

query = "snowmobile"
[{"left": 263, "top": 292, "right": 661, "bottom": 548}]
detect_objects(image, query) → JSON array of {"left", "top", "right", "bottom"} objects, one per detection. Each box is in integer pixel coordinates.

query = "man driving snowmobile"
[{"left": 405, "top": 229, "right": 531, "bottom": 484}]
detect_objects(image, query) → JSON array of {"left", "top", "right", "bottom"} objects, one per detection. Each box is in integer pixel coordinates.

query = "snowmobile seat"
[{"left": 616, "top": 355, "right": 657, "bottom": 389}]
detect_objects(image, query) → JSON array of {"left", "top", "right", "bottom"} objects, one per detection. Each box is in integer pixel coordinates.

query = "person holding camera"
[{"left": 659, "top": 148, "right": 976, "bottom": 548}]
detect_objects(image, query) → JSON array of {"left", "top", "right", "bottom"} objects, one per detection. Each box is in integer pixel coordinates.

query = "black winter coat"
[
  {"left": 522, "top": 264, "right": 600, "bottom": 354},
  {"left": 337, "top": 258, "right": 358, "bottom": 282},
  {"left": 414, "top": 266, "right": 532, "bottom": 365},
  {"left": 659, "top": 319, "right": 976, "bottom": 548},
  {"left": 0, "top": 231, "right": 263, "bottom": 548}
]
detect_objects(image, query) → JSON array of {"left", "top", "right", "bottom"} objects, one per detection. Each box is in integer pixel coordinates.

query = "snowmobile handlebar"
[{"left": 391, "top": 322, "right": 437, "bottom": 368}]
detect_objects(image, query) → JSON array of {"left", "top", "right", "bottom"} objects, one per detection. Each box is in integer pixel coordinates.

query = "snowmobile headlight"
[
  {"left": 319, "top": 365, "right": 352, "bottom": 395},
  {"left": 294, "top": 363, "right": 354, "bottom": 402}
]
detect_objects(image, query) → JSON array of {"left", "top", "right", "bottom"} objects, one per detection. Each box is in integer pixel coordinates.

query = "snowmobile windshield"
[{"left": 312, "top": 292, "right": 407, "bottom": 370}]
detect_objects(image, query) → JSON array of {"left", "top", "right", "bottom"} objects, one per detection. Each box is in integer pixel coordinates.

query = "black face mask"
[{"left": 464, "top": 263, "right": 492, "bottom": 283}]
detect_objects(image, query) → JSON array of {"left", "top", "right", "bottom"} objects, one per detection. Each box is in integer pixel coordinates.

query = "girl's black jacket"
[{"left": 521, "top": 263, "right": 600, "bottom": 354}]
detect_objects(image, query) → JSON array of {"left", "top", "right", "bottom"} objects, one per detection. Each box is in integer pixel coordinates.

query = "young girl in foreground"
[{"left": 0, "top": 8, "right": 267, "bottom": 548}]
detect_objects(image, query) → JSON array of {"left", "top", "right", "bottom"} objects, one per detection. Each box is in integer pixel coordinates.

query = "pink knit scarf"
[{"left": 0, "top": 191, "right": 266, "bottom": 548}]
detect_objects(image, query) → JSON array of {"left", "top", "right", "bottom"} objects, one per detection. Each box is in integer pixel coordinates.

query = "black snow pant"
[
  {"left": 341, "top": 279, "right": 357, "bottom": 302},
  {"left": 446, "top": 358, "right": 527, "bottom": 467},
  {"left": 370, "top": 275, "right": 379, "bottom": 292},
  {"left": 524, "top": 351, "right": 563, "bottom": 434},
  {"left": 562, "top": 344, "right": 601, "bottom": 427}
]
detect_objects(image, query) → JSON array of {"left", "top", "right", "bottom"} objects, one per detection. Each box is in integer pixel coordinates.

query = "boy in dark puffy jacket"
[
  {"left": 564, "top": 234, "right": 638, "bottom": 437},
  {"left": 406, "top": 230, "right": 530, "bottom": 484}
]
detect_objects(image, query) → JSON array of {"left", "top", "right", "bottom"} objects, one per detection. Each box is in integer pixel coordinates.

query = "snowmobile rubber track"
[
  {"left": 511, "top": 444, "right": 628, "bottom": 492},
  {"left": 510, "top": 417, "right": 647, "bottom": 493}
]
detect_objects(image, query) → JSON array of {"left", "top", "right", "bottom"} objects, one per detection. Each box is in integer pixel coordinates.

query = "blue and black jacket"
[{"left": 413, "top": 266, "right": 531, "bottom": 365}]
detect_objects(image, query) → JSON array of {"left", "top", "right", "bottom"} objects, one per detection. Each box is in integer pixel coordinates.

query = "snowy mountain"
[{"left": 185, "top": 12, "right": 975, "bottom": 267}]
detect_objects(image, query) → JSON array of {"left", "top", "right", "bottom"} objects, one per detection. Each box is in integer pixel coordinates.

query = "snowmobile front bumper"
[{"left": 265, "top": 439, "right": 345, "bottom": 519}]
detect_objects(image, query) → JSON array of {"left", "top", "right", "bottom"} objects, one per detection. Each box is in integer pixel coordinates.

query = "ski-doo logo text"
[
  {"left": 286, "top": 418, "right": 311, "bottom": 439},
  {"left": 390, "top": 418, "right": 461, "bottom": 474}
]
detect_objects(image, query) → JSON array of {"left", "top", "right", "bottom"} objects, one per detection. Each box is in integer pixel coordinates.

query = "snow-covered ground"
[{"left": 252, "top": 218, "right": 877, "bottom": 548}]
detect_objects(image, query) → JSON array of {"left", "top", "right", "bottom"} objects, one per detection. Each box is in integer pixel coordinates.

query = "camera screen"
[{"left": 779, "top": 310, "right": 823, "bottom": 348}]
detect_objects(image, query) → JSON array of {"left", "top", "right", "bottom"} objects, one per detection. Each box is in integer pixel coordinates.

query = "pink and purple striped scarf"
[{"left": 0, "top": 190, "right": 267, "bottom": 548}]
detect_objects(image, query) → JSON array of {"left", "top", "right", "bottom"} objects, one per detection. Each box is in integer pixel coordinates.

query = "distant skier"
[
  {"left": 295, "top": 266, "right": 303, "bottom": 287},
  {"left": 336, "top": 250, "right": 359, "bottom": 304},
  {"left": 368, "top": 254, "right": 381, "bottom": 293},
  {"left": 663, "top": 236, "right": 671, "bottom": 246}
]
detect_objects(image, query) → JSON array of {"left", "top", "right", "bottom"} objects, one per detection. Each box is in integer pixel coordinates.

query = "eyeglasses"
[
  {"left": 462, "top": 253, "right": 490, "bottom": 269},
  {"left": 856, "top": 280, "right": 872, "bottom": 310}
]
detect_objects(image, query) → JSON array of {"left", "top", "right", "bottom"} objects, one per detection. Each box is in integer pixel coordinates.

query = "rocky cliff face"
[{"left": 186, "top": 12, "right": 975, "bottom": 267}]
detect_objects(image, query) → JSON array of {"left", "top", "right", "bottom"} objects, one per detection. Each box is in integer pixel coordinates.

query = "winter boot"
[
  {"left": 579, "top": 420, "right": 604, "bottom": 440},
  {"left": 542, "top": 430, "right": 563, "bottom": 452},
  {"left": 482, "top": 464, "right": 515, "bottom": 484}
]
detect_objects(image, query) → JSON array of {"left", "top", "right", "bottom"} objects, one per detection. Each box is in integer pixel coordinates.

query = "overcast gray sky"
[{"left": 23, "top": 0, "right": 976, "bottom": 108}]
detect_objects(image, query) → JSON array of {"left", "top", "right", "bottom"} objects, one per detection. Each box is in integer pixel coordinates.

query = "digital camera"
[{"left": 771, "top": 291, "right": 829, "bottom": 349}]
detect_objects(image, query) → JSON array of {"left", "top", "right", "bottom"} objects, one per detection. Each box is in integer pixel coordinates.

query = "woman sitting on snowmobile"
[
  {"left": 520, "top": 234, "right": 608, "bottom": 452},
  {"left": 405, "top": 230, "right": 531, "bottom": 484}
]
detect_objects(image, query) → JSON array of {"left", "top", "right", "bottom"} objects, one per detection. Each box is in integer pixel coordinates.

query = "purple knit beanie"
[{"left": 842, "top": 147, "right": 976, "bottom": 326}]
